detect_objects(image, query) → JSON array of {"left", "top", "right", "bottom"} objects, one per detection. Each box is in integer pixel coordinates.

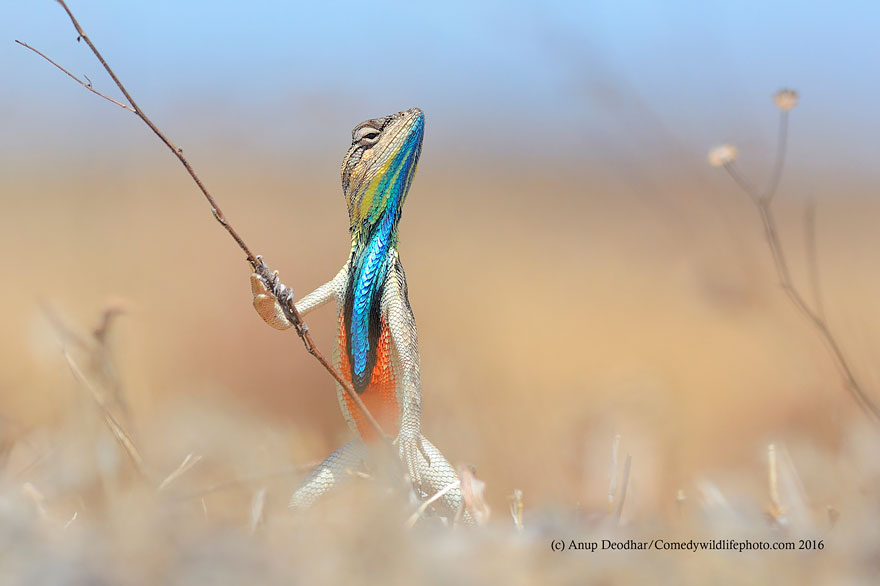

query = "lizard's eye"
[{"left": 353, "top": 125, "right": 381, "bottom": 146}]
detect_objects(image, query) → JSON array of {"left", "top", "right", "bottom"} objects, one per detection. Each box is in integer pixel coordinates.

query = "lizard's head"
[{"left": 341, "top": 108, "right": 424, "bottom": 245}]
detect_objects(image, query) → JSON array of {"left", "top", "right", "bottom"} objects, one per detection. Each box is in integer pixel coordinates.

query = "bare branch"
[
  {"left": 804, "top": 198, "right": 826, "bottom": 321},
  {"left": 764, "top": 110, "right": 789, "bottom": 201},
  {"left": 92, "top": 301, "right": 127, "bottom": 343},
  {"left": 509, "top": 489, "right": 524, "bottom": 531},
  {"left": 723, "top": 162, "right": 761, "bottom": 204},
  {"left": 248, "top": 487, "right": 267, "bottom": 535},
  {"left": 615, "top": 453, "right": 631, "bottom": 524},
  {"left": 21, "top": 0, "right": 389, "bottom": 442},
  {"left": 718, "top": 105, "right": 880, "bottom": 422},
  {"left": 15, "top": 40, "right": 134, "bottom": 111},
  {"left": 158, "top": 453, "right": 202, "bottom": 491},
  {"left": 63, "top": 349, "right": 149, "bottom": 481},
  {"left": 41, "top": 303, "right": 91, "bottom": 352},
  {"left": 37, "top": 0, "right": 256, "bottom": 262},
  {"left": 606, "top": 433, "right": 621, "bottom": 511}
]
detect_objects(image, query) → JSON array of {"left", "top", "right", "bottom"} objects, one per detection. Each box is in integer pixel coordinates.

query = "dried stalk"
[
  {"left": 716, "top": 99, "right": 880, "bottom": 422},
  {"left": 803, "top": 199, "right": 826, "bottom": 321},
  {"left": 63, "top": 349, "right": 148, "bottom": 481},
  {"left": 614, "top": 453, "right": 631, "bottom": 524},
  {"left": 158, "top": 453, "right": 203, "bottom": 492},
  {"left": 509, "top": 489, "right": 524, "bottom": 531},
  {"left": 405, "top": 480, "right": 460, "bottom": 528}
]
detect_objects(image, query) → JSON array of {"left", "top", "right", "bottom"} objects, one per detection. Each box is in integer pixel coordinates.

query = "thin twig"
[
  {"left": 733, "top": 179, "right": 878, "bottom": 420},
  {"left": 764, "top": 110, "right": 789, "bottom": 201},
  {"left": 63, "top": 349, "right": 149, "bottom": 481},
  {"left": 723, "top": 162, "right": 762, "bottom": 204},
  {"left": 21, "top": 482, "right": 50, "bottom": 522},
  {"left": 767, "top": 443, "right": 782, "bottom": 518},
  {"left": 614, "top": 453, "right": 631, "bottom": 524},
  {"left": 50, "top": 0, "right": 254, "bottom": 260},
  {"left": 719, "top": 106, "right": 880, "bottom": 422},
  {"left": 767, "top": 444, "right": 782, "bottom": 514},
  {"left": 249, "top": 487, "right": 267, "bottom": 535},
  {"left": 92, "top": 302, "right": 126, "bottom": 343},
  {"left": 607, "top": 433, "right": 621, "bottom": 511},
  {"left": 43, "top": 303, "right": 131, "bottom": 422},
  {"left": 509, "top": 489, "right": 524, "bottom": 532},
  {"left": 20, "top": 0, "right": 389, "bottom": 442},
  {"left": 804, "top": 198, "right": 826, "bottom": 321},
  {"left": 10, "top": 445, "right": 56, "bottom": 481},
  {"left": 158, "top": 453, "right": 202, "bottom": 491},
  {"left": 14, "top": 40, "right": 133, "bottom": 111},
  {"left": 41, "top": 304, "right": 91, "bottom": 352}
]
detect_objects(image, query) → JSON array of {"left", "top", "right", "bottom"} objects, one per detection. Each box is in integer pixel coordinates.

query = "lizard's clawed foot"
[{"left": 250, "top": 271, "right": 293, "bottom": 330}]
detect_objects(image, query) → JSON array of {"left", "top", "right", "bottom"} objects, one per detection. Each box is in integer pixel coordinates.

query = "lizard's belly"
[{"left": 337, "top": 314, "right": 399, "bottom": 441}]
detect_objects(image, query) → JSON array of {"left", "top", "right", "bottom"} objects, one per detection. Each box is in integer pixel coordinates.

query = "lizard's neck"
[
  {"left": 349, "top": 189, "right": 402, "bottom": 261},
  {"left": 344, "top": 185, "right": 402, "bottom": 393}
]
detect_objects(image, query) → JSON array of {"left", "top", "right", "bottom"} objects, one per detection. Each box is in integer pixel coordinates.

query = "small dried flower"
[
  {"left": 708, "top": 144, "right": 738, "bottom": 167},
  {"left": 774, "top": 89, "right": 798, "bottom": 111}
]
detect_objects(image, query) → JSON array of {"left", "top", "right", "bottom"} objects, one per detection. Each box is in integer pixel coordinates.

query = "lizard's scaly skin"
[{"left": 252, "top": 109, "right": 464, "bottom": 520}]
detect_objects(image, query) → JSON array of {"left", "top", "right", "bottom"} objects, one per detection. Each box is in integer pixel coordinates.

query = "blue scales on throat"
[{"left": 343, "top": 123, "right": 422, "bottom": 394}]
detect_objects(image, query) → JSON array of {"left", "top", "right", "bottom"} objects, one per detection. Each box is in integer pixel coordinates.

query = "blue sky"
[{"left": 3, "top": 1, "right": 879, "bottom": 177}]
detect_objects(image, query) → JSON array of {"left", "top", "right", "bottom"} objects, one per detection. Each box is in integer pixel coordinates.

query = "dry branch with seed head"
[
  {"left": 709, "top": 89, "right": 880, "bottom": 422},
  {"left": 774, "top": 89, "right": 798, "bottom": 111},
  {"left": 708, "top": 144, "right": 738, "bottom": 167}
]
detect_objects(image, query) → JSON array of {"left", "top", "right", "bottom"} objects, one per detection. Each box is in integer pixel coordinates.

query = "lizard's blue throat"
[{"left": 343, "top": 127, "right": 422, "bottom": 393}]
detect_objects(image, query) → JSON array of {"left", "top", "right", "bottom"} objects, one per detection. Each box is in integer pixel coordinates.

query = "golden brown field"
[{"left": 2, "top": 114, "right": 880, "bottom": 582}]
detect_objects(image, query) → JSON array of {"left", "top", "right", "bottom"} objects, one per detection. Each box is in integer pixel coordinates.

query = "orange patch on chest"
[{"left": 337, "top": 316, "right": 399, "bottom": 441}]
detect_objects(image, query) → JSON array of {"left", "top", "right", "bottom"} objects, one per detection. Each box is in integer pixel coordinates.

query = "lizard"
[{"left": 249, "top": 107, "right": 464, "bottom": 520}]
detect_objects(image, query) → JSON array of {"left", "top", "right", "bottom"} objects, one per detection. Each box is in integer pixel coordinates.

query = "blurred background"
[{"left": 1, "top": 1, "right": 880, "bottom": 582}]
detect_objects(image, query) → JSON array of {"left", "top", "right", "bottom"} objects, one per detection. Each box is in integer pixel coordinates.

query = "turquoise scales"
[{"left": 250, "top": 108, "right": 464, "bottom": 519}]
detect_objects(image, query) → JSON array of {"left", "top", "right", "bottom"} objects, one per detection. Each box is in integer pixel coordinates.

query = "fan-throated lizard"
[{"left": 250, "top": 108, "right": 463, "bottom": 519}]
